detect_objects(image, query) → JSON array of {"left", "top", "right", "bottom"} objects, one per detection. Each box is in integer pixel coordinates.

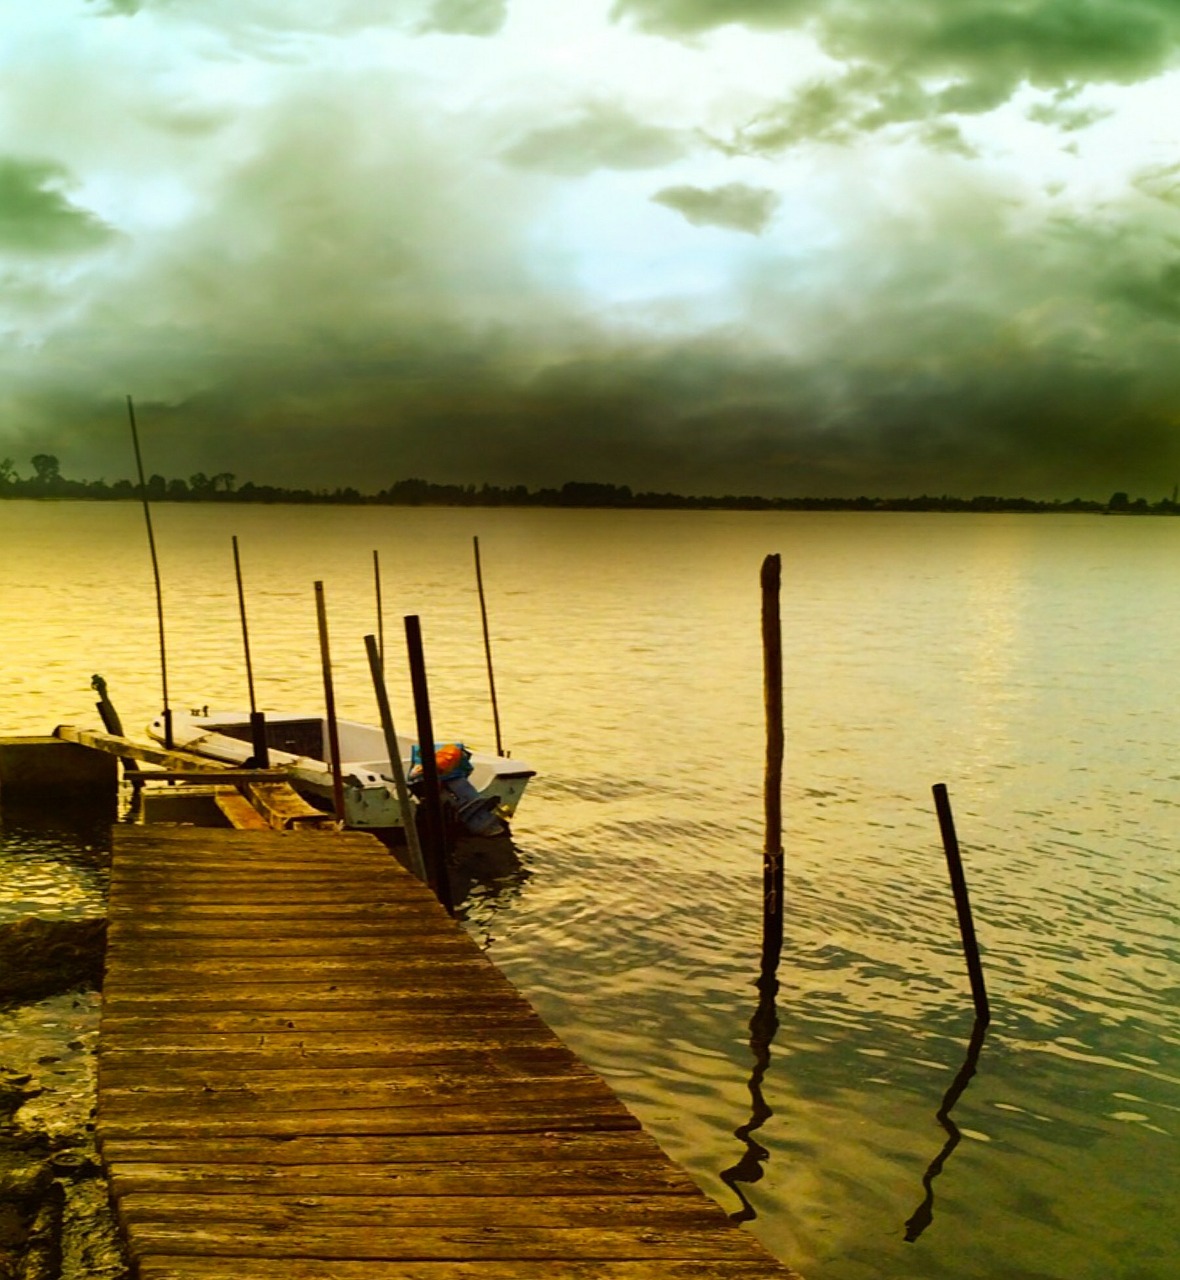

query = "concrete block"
[{"left": 0, "top": 737, "right": 118, "bottom": 799}]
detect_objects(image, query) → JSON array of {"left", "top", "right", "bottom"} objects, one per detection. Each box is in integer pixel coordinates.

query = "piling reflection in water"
[
  {"left": 904, "top": 1016, "right": 990, "bottom": 1242},
  {"left": 448, "top": 835, "right": 532, "bottom": 946},
  {"left": 719, "top": 939, "right": 783, "bottom": 1222}
]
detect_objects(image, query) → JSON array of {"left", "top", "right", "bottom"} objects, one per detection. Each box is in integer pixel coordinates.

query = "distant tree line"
[{"left": 1, "top": 455, "right": 1176, "bottom": 514}]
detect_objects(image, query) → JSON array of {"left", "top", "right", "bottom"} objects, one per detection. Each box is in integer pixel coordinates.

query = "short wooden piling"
[
  {"left": 932, "top": 783, "right": 990, "bottom": 1025},
  {"left": 404, "top": 614, "right": 454, "bottom": 915}
]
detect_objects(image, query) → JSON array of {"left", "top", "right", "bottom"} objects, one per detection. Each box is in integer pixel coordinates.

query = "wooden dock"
[{"left": 99, "top": 826, "right": 801, "bottom": 1279}]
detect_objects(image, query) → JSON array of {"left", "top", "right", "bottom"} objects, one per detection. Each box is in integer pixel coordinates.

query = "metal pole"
[
  {"left": 473, "top": 536, "right": 504, "bottom": 757},
  {"left": 761, "top": 553, "right": 784, "bottom": 965},
  {"left": 364, "top": 633, "right": 426, "bottom": 882},
  {"left": 932, "top": 783, "right": 990, "bottom": 1025},
  {"left": 126, "top": 395, "right": 171, "bottom": 748},
  {"left": 404, "top": 614, "right": 454, "bottom": 914},
  {"left": 232, "top": 536, "right": 268, "bottom": 768},
  {"left": 313, "top": 581, "right": 347, "bottom": 824}
]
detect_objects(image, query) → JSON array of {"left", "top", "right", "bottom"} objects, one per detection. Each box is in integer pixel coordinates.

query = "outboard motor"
[
  {"left": 411, "top": 742, "right": 506, "bottom": 837},
  {"left": 442, "top": 775, "right": 505, "bottom": 837}
]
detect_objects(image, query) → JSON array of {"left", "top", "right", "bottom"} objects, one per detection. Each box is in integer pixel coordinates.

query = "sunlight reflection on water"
[{"left": 1, "top": 502, "right": 1177, "bottom": 1279}]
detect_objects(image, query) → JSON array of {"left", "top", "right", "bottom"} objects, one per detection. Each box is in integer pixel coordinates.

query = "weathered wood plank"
[
  {"left": 100, "top": 980, "right": 524, "bottom": 1011},
  {"left": 104, "top": 937, "right": 479, "bottom": 962},
  {"left": 98, "top": 1103, "right": 642, "bottom": 1140},
  {"left": 99, "top": 1131, "right": 673, "bottom": 1167},
  {"left": 106, "top": 914, "right": 453, "bottom": 936},
  {"left": 100, "top": 1045, "right": 575, "bottom": 1073},
  {"left": 101, "top": 1012, "right": 554, "bottom": 1039},
  {"left": 117, "top": 1193, "right": 727, "bottom": 1229},
  {"left": 124, "top": 1223, "right": 772, "bottom": 1262},
  {"left": 137, "top": 1260, "right": 796, "bottom": 1280},
  {"left": 54, "top": 725, "right": 273, "bottom": 773},
  {"left": 100, "top": 1023, "right": 568, "bottom": 1051},
  {"left": 98, "top": 1056, "right": 594, "bottom": 1092},
  {"left": 102, "top": 957, "right": 498, "bottom": 983},
  {"left": 213, "top": 788, "right": 272, "bottom": 830},
  {"left": 99, "top": 1076, "right": 620, "bottom": 1117},
  {"left": 105, "top": 931, "right": 475, "bottom": 954},
  {"left": 139, "top": 770, "right": 293, "bottom": 784},
  {"left": 243, "top": 781, "right": 337, "bottom": 829},
  {"left": 106, "top": 1160, "right": 699, "bottom": 1199}
]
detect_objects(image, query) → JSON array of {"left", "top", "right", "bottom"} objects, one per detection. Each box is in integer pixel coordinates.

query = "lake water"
[{"left": 1, "top": 500, "right": 1176, "bottom": 1279}]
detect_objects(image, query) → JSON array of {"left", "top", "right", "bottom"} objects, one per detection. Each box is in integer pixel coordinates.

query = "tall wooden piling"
[
  {"left": 126, "top": 394, "right": 172, "bottom": 749},
  {"left": 232, "top": 536, "right": 269, "bottom": 768},
  {"left": 373, "top": 549, "right": 385, "bottom": 674},
  {"left": 364, "top": 632, "right": 426, "bottom": 883},
  {"left": 404, "top": 614, "right": 454, "bottom": 915},
  {"left": 761, "top": 553, "right": 785, "bottom": 965},
  {"left": 473, "top": 535, "right": 504, "bottom": 757}
]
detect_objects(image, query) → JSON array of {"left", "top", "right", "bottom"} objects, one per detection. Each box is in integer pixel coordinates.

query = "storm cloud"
[{"left": 2, "top": 0, "right": 1179, "bottom": 500}]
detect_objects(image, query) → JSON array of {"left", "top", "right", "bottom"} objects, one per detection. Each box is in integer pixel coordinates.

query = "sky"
[{"left": 1, "top": 0, "right": 1179, "bottom": 499}]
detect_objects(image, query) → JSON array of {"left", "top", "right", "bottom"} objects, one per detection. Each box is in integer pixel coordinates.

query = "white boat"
[{"left": 147, "top": 709, "right": 534, "bottom": 836}]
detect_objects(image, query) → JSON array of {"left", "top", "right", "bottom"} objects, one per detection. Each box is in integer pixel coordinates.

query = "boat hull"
[{"left": 147, "top": 711, "right": 534, "bottom": 832}]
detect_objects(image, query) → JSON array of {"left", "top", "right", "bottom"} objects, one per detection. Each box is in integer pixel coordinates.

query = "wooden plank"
[
  {"left": 100, "top": 979, "right": 522, "bottom": 1010},
  {"left": 54, "top": 724, "right": 286, "bottom": 775},
  {"left": 140, "top": 770, "right": 293, "bottom": 784},
  {"left": 137, "top": 1260, "right": 796, "bottom": 1280},
  {"left": 101, "top": 958, "right": 498, "bottom": 985},
  {"left": 99, "top": 1076, "right": 620, "bottom": 1117},
  {"left": 98, "top": 1104, "right": 641, "bottom": 1141},
  {"left": 242, "top": 781, "right": 336, "bottom": 829},
  {"left": 102, "top": 938, "right": 484, "bottom": 963},
  {"left": 105, "top": 918, "right": 474, "bottom": 942},
  {"left": 98, "top": 1056, "right": 592, "bottom": 1092},
  {"left": 99, "top": 1131, "right": 673, "bottom": 1167},
  {"left": 213, "top": 789, "right": 272, "bottom": 830},
  {"left": 100, "top": 1047, "right": 576, "bottom": 1073},
  {"left": 123, "top": 1223, "right": 773, "bottom": 1262},
  {"left": 106, "top": 1160, "right": 700, "bottom": 1200},
  {"left": 117, "top": 1194, "right": 729, "bottom": 1228}
]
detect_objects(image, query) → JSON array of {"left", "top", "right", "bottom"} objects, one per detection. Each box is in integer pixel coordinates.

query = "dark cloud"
[
  {"left": 54, "top": 316, "right": 1178, "bottom": 502},
  {"left": 1110, "top": 259, "right": 1180, "bottom": 324},
  {"left": 651, "top": 181, "right": 778, "bottom": 233},
  {"left": 421, "top": 0, "right": 508, "bottom": 36},
  {"left": 0, "top": 158, "right": 113, "bottom": 253},
  {"left": 500, "top": 103, "right": 687, "bottom": 175},
  {"left": 616, "top": 1, "right": 1180, "bottom": 149}
]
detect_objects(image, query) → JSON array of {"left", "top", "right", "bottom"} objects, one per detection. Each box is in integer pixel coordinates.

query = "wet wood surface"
[{"left": 100, "top": 826, "right": 801, "bottom": 1278}]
